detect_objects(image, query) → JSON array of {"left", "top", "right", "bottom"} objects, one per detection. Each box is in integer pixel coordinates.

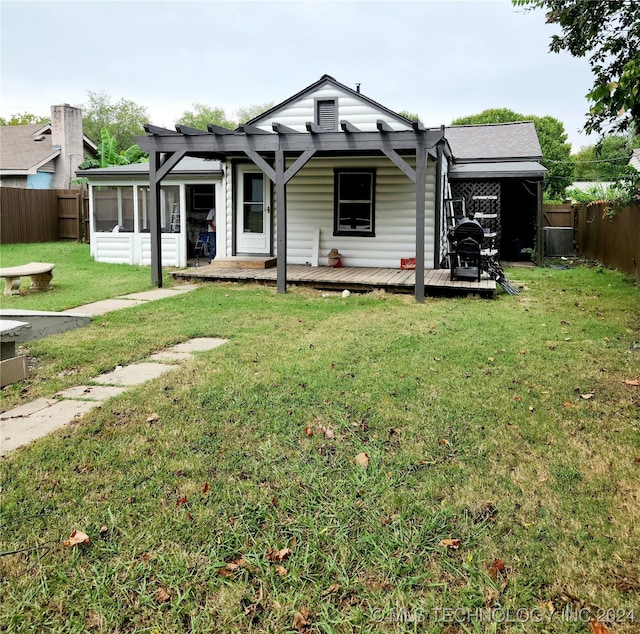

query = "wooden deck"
[{"left": 173, "top": 260, "right": 496, "bottom": 297}]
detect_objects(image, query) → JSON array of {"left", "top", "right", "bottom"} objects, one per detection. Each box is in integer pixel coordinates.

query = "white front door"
[{"left": 236, "top": 166, "right": 271, "bottom": 254}]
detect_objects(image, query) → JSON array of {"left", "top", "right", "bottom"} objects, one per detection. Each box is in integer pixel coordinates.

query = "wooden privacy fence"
[
  {"left": 542, "top": 203, "right": 574, "bottom": 228},
  {"left": 577, "top": 203, "right": 639, "bottom": 281},
  {"left": 0, "top": 187, "right": 89, "bottom": 244}
]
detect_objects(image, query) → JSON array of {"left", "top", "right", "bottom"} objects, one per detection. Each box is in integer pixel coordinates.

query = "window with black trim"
[
  {"left": 334, "top": 169, "right": 376, "bottom": 236},
  {"left": 316, "top": 99, "right": 337, "bottom": 130}
]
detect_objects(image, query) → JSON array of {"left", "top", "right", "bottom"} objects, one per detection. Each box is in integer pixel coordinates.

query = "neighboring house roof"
[
  {"left": 629, "top": 148, "right": 640, "bottom": 170},
  {"left": 246, "top": 74, "right": 414, "bottom": 130},
  {"left": 0, "top": 124, "right": 60, "bottom": 175},
  {"left": 445, "top": 121, "right": 543, "bottom": 162},
  {"left": 77, "top": 156, "right": 223, "bottom": 179},
  {"left": 0, "top": 122, "right": 97, "bottom": 176}
]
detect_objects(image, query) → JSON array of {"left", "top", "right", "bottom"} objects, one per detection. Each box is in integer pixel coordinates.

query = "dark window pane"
[
  {"left": 339, "top": 172, "right": 372, "bottom": 201},
  {"left": 338, "top": 203, "right": 371, "bottom": 231},
  {"left": 244, "top": 203, "right": 263, "bottom": 233}
]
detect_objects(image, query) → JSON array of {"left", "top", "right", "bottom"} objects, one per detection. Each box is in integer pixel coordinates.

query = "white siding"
[
  {"left": 93, "top": 234, "right": 134, "bottom": 264},
  {"left": 92, "top": 234, "right": 182, "bottom": 267},
  {"left": 254, "top": 85, "right": 412, "bottom": 132},
  {"left": 283, "top": 156, "right": 436, "bottom": 268}
]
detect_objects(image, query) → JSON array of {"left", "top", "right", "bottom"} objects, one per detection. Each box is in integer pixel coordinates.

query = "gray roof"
[
  {"left": 449, "top": 161, "right": 546, "bottom": 179},
  {"left": 445, "top": 121, "right": 543, "bottom": 162},
  {"left": 77, "top": 156, "right": 223, "bottom": 179},
  {"left": 0, "top": 124, "right": 59, "bottom": 173},
  {"left": 0, "top": 123, "right": 97, "bottom": 174}
]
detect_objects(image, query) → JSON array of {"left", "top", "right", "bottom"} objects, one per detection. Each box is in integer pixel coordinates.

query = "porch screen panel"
[
  {"left": 243, "top": 174, "right": 263, "bottom": 233},
  {"left": 138, "top": 185, "right": 181, "bottom": 233},
  {"left": 93, "top": 186, "right": 134, "bottom": 232}
]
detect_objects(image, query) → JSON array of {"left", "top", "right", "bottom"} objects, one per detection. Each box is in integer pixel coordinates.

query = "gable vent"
[{"left": 316, "top": 99, "right": 337, "bottom": 131}]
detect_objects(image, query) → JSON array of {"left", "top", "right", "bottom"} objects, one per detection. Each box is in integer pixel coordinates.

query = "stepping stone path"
[{"left": 0, "top": 337, "right": 227, "bottom": 456}]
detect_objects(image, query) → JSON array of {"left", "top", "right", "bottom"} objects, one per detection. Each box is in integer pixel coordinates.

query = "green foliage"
[
  {"left": 0, "top": 112, "right": 49, "bottom": 126},
  {"left": 176, "top": 102, "right": 236, "bottom": 130},
  {"left": 81, "top": 91, "right": 149, "bottom": 152},
  {"left": 566, "top": 167, "right": 640, "bottom": 216},
  {"left": 451, "top": 108, "right": 574, "bottom": 198},
  {"left": 398, "top": 110, "right": 420, "bottom": 121},
  {"left": 573, "top": 135, "right": 635, "bottom": 181},
  {"left": 78, "top": 128, "right": 147, "bottom": 170},
  {"left": 236, "top": 102, "right": 274, "bottom": 124},
  {"left": 513, "top": 0, "right": 640, "bottom": 136}
]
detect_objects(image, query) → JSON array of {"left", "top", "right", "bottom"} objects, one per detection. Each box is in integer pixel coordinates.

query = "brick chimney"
[{"left": 50, "top": 104, "right": 84, "bottom": 189}]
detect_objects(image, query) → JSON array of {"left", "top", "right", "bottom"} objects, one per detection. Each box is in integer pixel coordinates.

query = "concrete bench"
[{"left": 0, "top": 262, "right": 55, "bottom": 296}]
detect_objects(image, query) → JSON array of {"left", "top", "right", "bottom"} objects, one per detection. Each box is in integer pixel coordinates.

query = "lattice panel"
[{"left": 451, "top": 181, "right": 501, "bottom": 254}]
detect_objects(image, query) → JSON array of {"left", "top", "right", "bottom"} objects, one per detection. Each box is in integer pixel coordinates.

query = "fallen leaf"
[
  {"left": 439, "top": 438, "right": 450, "bottom": 447},
  {"left": 267, "top": 547, "right": 292, "bottom": 563},
  {"left": 487, "top": 558, "right": 506, "bottom": 579},
  {"left": 519, "top": 350, "right": 526, "bottom": 355},
  {"left": 176, "top": 495, "right": 187, "bottom": 506},
  {"left": 202, "top": 482, "right": 211, "bottom": 494},
  {"left": 624, "top": 378, "right": 640, "bottom": 386},
  {"left": 439, "top": 538, "right": 461, "bottom": 549},
  {"left": 303, "top": 427, "right": 314, "bottom": 437},
  {"left": 322, "top": 583, "right": 341, "bottom": 595},
  {"left": 589, "top": 618, "right": 610, "bottom": 634},
  {"left": 354, "top": 452, "right": 369, "bottom": 468},
  {"left": 581, "top": 393, "right": 595, "bottom": 400},
  {"left": 292, "top": 607, "right": 311, "bottom": 631},
  {"left": 63, "top": 529, "right": 90, "bottom": 547},
  {"left": 147, "top": 413, "right": 160, "bottom": 424},
  {"left": 99, "top": 524, "right": 108, "bottom": 535},
  {"left": 276, "top": 565, "right": 288, "bottom": 576},
  {"left": 319, "top": 425, "right": 335, "bottom": 439},
  {"left": 155, "top": 587, "right": 170, "bottom": 603},
  {"left": 564, "top": 401, "right": 574, "bottom": 408}
]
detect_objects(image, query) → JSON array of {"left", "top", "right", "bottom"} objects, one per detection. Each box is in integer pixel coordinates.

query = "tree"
[
  {"left": 398, "top": 110, "right": 420, "bottom": 122},
  {"left": 236, "top": 102, "right": 274, "bottom": 124},
  {"left": 573, "top": 135, "right": 633, "bottom": 181},
  {"left": 176, "top": 103, "right": 236, "bottom": 130},
  {"left": 78, "top": 128, "right": 147, "bottom": 170},
  {"left": 0, "top": 112, "right": 49, "bottom": 126},
  {"left": 450, "top": 108, "right": 574, "bottom": 198},
  {"left": 81, "top": 91, "right": 150, "bottom": 152},
  {"left": 513, "top": 0, "right": 640, "bottom": 135}
]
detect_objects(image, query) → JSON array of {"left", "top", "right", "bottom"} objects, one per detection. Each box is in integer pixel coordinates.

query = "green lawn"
[
  {"left": 1, "top": 247, "right": 639, "bottom": 633},
  {"left": 0, "top": 242, "right": 171, "bottom": 312}
]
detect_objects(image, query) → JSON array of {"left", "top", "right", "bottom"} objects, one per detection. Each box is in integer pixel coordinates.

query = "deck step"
[{"left": 211, "top": 257, "right": 277, "bottom": 270}]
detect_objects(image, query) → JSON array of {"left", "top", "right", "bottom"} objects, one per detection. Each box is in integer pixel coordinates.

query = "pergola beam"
[
  {"left": 340, "top": 120, "right": 361, "bottom": 133},
  {"left": 138, "top": 126, "right": 448, "bottom": 300}
]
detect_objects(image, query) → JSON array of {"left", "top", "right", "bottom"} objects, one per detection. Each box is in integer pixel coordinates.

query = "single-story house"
[
  {"left": 80, "top": 75, "right": 545, "bottom": 299},
  {"left": 0, "top": 104, "right": 97, "bottom": 189}
]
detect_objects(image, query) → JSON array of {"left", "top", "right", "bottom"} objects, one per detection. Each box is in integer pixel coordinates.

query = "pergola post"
[
  {"left": 275, "top": 149, "right": 287, "bottom": 294},
  {"left": 149, "top": 151, "right": 162, "bottom": 287},
  {"left": 415, "top": 139, "right": 427, "bottom": 302}
]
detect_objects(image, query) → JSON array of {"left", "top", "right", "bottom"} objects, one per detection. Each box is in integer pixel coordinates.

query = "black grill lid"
[{"left": 453, "top": 217, "right": 485, "bottom": 243}]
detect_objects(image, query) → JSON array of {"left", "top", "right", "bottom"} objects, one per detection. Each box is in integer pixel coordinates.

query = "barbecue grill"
[{"left": 448, "top": 216, "right": 485, "bottom": 281}]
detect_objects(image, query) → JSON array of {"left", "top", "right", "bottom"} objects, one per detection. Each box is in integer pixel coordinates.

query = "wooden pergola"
[{"left": 136, "top": 121, "right": 448, "bottom": 302}]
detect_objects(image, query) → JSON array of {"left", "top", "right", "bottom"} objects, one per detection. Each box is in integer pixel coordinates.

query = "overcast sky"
[{"left": 1, "top": 0, "right": 599, "bottom": 150}]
